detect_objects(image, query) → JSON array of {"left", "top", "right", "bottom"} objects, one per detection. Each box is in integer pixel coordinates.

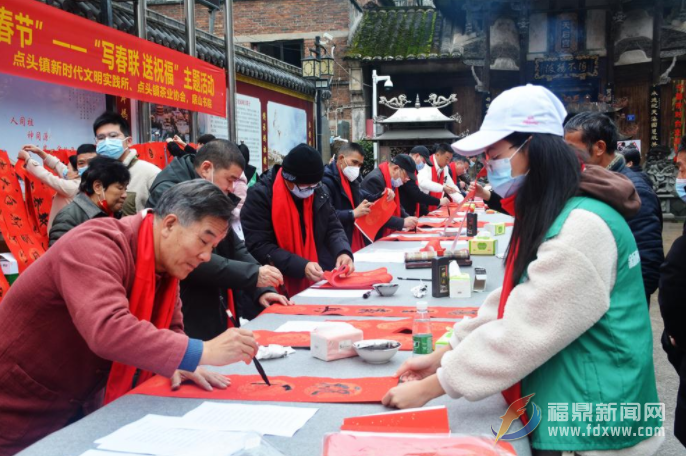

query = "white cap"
[
  {"left": 451, "top": 84, "right": 567, "bottom": 156},
  {"left": 416, "top": 301, "right": 428, "bottom": 311}
]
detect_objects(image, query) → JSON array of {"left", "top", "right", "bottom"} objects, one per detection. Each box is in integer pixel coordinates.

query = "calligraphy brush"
[
  {"left": 228, "top": 314, "right": 271, "bottom": 386},
  {"left": 267, "top": 254, "right": 291, "bottom": 301}
]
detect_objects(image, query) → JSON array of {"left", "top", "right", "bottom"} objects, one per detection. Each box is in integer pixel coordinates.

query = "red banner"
[{"left": 0, "top": 0, "right": 227, "bottom": 116}]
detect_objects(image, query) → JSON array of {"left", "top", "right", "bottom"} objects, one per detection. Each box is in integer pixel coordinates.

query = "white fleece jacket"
[
  {"left": 122, "top": 149, "right": 161, "bottom": 214},
  {"left": 436, "top": 208, "right": 663, "bottom": 456}
]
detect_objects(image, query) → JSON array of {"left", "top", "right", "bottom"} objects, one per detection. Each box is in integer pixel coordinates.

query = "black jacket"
[
  {"left": 48, "top": 193, "right": 112, "bottom": 246},
  {"left": 611, "top": 160, "right": 664, "bottom": 297},
  {"left": 659, "top": 233, "right": 686, "bottom": 446},
  {"left": 320, "top": 162, "right": 381, "bottom": 246},
  {"left": 359, "top": 167, "right": 409, "bottom": 234},
  {"left": 629, "top": 164, "right": 655, "bottom": 191},
  {"left": 167, "top": 142, "right": 196, "bottom": 158},
  {"left": 145, "top": 154, "right": 275, "bottom": 339},
  {"left": 399, "top": 179, "right": 441, "bottom": 216},
  {"left": 242, "top": 165, "right": 352, "bottom": 276}
]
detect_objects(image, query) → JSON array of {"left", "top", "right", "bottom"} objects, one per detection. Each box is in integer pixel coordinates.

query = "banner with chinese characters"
[
  {"left": 672, "top": 80, "right": 685, "bottom": 152},
  {"left": 534, "top": 55, "right": 599, "bottom": 81},
  {"left": 649, "top": 85, "right": 661, "bottom": 150},
  {"left": 0, "top": 0, "right": 226, "bottom": 117}
]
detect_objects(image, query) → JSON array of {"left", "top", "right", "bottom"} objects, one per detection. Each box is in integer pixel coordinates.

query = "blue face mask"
[
  {"left": 62, "top": 168, "right": 69, "bottom": 178},
  {"left": 77, "top": 166, "right": 88, "bottom": 177},
  {"left": 469, "top": 160, "right": 475, "bottom": 168},
  {"left": 96, "top": 137, "right": 126, "bottom": 160},
  {"left": 391, "top": 177, "right": 403, "bottom": 188},
  {"left": 486, "top": 139, "right": 529, "bottom": 198},
  {"left": 290, "top": 184, "right": 316, "bottom": 199},
  {"left": 676, "top": 178, "right": 686, "bottom": 202},
  {"left": 416, "top": 162, "right": 425, "bottom": 171}
]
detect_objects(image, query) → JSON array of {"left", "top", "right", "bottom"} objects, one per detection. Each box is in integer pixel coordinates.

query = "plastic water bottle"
[{"left": 413, "top": 301, "right": 433, "bottom": 355}]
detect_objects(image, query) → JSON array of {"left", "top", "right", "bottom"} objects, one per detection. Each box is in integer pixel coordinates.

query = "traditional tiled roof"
[
  {"left": 38, "top": 0, "right": 315, "bottom": 95},
  {"left": 346, "top": 6, "right": 462, "bottom": 61}
]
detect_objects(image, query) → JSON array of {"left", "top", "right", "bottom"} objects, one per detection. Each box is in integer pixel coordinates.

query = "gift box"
[
  {"left": 483, "top": 222, "right": 507, "bottom": 236},
  {"left": 311, "top": 324, "right": 363, "bottom": 361},
  {"left": 469, "top": 232, "right": 497, "bottom": 256}
]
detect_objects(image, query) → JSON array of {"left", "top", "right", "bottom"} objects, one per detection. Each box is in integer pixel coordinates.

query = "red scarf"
[
  {"left": 495, "top": 193, "right": 528, "bottom": 424},
  {"left": 338, "top": 165, "right": 366, "bottom": 252},
  {"left": 428, "top": 156, "right": 444, "bottom": 212},
  {"left": 104, "top": 212, "right": 179, "bottom": 404},
  {"left": 448, "top": 162, "right": 459, "bottom": 183},
  {"left": 272, "top": 169, "right": 318, "bottom": 296},
  {"left": 379, "top": 162, "right": 402, "bottom": 237}
]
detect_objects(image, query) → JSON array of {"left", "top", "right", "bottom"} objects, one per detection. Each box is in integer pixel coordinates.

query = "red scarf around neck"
[
  {"left": 338, "top": 164, "right": 366, "bottom": 252},
  {"left": 379, "top": 162, "right": 402, "bottom": 238},
  {"left": 496, "top": 193, "right": 528, "bottom": 424},
  {"left": 448, "top": 162, "right": 459, "bottom": 184},
  {"left": 272, "top": 169, "right": 318, "bottom": 296},
  {"left": 104, "top": 212, "right": 179, "bottom": 404},
  {"left": 428, "top": 156, "right": 444, "bottom": 212}
]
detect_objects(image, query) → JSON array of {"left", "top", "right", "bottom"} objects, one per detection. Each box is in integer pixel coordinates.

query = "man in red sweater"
[{"left": 0, "top": 180, "right": 258, "bottom": 455}]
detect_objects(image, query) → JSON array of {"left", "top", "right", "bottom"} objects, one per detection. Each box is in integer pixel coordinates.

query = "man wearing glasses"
[
  {"left": 242, "top": 144, "right": 354, "bottom": 296},
  {"left": 93, "top": 112, "right": 161, "bottom": 215}
]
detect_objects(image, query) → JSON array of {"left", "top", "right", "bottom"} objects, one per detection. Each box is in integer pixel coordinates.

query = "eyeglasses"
[
  {"left": 296, "top": 182, "right": 322, "bottom": 192},
  {"left": 95, "top": 132, "right": 125, "bottom": 142}
]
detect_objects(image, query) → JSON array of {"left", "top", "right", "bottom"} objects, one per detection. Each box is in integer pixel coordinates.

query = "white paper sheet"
[
  {"left": 79, "top": 451, "right": 146, "bottom": 456},
  {"left": 95, "top": 415, "right": 249, "bottom": 456},
  {"left": 274, "top": 321, "right": 353, "bottom": 333},
  {"left": 353, "top": 250, "right": 405, "bottom": 263},
  {"left": 181, "top": 402, "right": 317, "bottom": 437},
  {"left": 296, "top": 288, "right": 368, "bottom": 298}
]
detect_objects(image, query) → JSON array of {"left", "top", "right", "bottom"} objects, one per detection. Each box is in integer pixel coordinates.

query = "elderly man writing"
[{"left": 0, "top": 180, "right": 258, "bottom": 456}]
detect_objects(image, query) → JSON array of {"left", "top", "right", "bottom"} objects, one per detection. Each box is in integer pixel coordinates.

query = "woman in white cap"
[{"left": 382, "top": 85, "right": 662, "bottom": 456}]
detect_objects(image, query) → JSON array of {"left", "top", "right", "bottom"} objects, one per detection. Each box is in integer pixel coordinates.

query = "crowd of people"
[{"left": 0, "top": 84, "right": 685, "bottom": 456}]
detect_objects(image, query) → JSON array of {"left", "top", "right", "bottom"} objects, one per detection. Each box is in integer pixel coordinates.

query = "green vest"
[
  {"left": 521, "top": 197, "right": 661, "bottom": 451},
  {"left": 247, "top": 171, "right": 257, "bottom": 188}
]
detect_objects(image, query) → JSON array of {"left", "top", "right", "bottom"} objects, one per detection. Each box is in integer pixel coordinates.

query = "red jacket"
[{"left": 0, "top": 214, "right": 188, "bottom": 455}]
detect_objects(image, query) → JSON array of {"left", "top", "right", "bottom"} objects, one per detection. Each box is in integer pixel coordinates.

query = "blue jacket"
[{"left": 611, "top": 159, "right": 664, "bottom": 297}]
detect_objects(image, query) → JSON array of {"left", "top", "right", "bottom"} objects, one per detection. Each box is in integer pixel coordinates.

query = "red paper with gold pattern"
[
  {"left": 341, "top": 406, "right": 450, "bottom": 434},
  {"left": 136, "top": 142, "right": 171, "bottom": 169},
  {"left": 354, "top": 189, "right": 396, "bottom": 241},
  {"left": 255, "top": 319, "right": 455, "bottom": 351},
  {"left": 261, "top": 304, "right": 478, "bottom": 319},
  {"left": 130, "top": 374, "right": 398, "bottom": 403}
]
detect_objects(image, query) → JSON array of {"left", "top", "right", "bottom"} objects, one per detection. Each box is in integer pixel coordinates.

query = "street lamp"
[
  {"left": 301, "top": 36, "right": 333, "bottom": 155},
  {"left": 372, "top": 69, "right": 393, "bottom": 164}
]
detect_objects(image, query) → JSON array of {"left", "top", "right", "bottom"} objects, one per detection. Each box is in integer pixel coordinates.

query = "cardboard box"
[
  {"left": 469, "top": 238, "right": 497, "bottom": 255},
  {"left": 311, "top": 324, "right": 363, "bottom": 361},
  {"left": 483, "top": 222, "right": 507, "bottom": 236},
  {"left": 0, "top": 253, "right": 18, "bottom": 285}
]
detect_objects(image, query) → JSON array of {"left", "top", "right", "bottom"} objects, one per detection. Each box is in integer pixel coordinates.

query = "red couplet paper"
[
  {"left": 0, "top": 0, "right": 227, "bottom": 116},
  {"left": 130, "top": 374, "right": 398, "bottom": 404},
  {"left": 378, "top": 235, "right": 467, "bottom": 242},
  {"left": 0, "top": 274, "right": 10, "bottom": 305},
  {"left": 255, "top": 319, "right": 454, "bottom": 351},
  {"left": 24, "top": 172, "right": 54, "bottom": 240},
  {"left": 341, "top": 406, "right": 450, "bottom": 434},
  {"left": 321, "top": 266, "right": 393, "bottom": 289},
  {"left": 323, "top": 433, "right": 517, "bottom": 456},
  {"left": 135, "top": 142, "right": 172, "bottom": 170},
  {"left": 0, "top": 151, "right": 47, "bottom": 272},
  {"left": 355, "top": 189, "right": 397, "bottom": 241},
  {"left": 261, "top": 304, "right": 478, "bottom": 319}
]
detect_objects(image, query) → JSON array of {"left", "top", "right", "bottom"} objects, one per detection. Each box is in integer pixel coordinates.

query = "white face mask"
[
  {"left": 290, "top": 183, "right": 317, "bottom": 199},
  {"left": 341, "top": 158, "right": 360, "bottom": 182},
  {"left": 391, "top": 177, "right": 403, "bottom": 188}
]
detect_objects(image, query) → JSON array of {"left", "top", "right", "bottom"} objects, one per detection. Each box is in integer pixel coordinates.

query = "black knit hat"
[
  {"left": 282, "top": 144, "right": 324, "bottom": 184},
  {"left": 391, "top": 153, "right": 417, "bottom": 181},
  {"left": 410, "top": 145, "right": 433, "bottom": 167}
]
